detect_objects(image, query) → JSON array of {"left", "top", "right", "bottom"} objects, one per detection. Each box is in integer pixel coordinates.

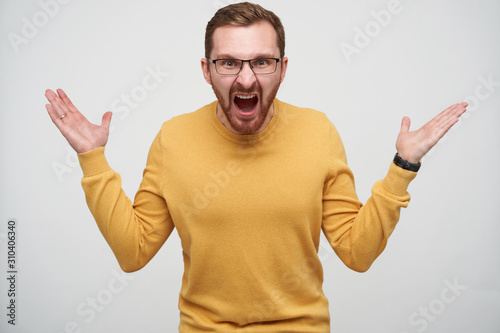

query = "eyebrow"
[{"left": 214, "top": 53, "right": 278, "bottom": 59}]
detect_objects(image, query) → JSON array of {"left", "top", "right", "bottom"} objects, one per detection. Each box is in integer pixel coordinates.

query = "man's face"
[{"left": 202, "top": 21, "right": 288, "bottom": 135}]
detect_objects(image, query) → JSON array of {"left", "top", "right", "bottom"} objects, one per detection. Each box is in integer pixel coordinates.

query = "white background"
[{"left": 1, "top": 0, "right": 499, "bottom": 332}]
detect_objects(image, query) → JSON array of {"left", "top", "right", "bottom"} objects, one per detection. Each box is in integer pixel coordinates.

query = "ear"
[
  {"left": 201, "top": 58, "right": 212, "bottom": 85},
  {"left": 279, "top": 57, "right": 288, "bottom": 84}
]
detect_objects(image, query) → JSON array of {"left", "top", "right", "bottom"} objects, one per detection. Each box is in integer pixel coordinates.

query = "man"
[{"left": 44, "top": 2, "right": 467, "bottom": 332}]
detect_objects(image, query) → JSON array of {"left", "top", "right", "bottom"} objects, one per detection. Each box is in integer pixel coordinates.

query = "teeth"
[{"left": 236, "top": 95, "right": 256, "bottom": 99}]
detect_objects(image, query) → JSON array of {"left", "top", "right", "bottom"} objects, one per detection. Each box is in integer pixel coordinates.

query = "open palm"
[
  {"left": 396, "top": 102, "right": 468, "bottom": 164},
  {"left": 45, "top": 89, "right": 112, "bottom": 154}
]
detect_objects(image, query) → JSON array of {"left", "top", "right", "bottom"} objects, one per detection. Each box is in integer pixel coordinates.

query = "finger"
[
  {"left": 432, "top": 104, "right": 456, "bottom": 123},
  {"left": 100, "top": 111, "right": 113, "bottom": 129},
  {"left": 455, "top": 102, "right": 468, "bottom": 117},
  {"left": 428, "top": 103, "right": 465, "bottom": 129},
  {"left": 439, "top": 103, "right": 467, "bottom": 125},
  {"left": 45, "top": 103, "right": 57, "bottom": 123},
  {"left": 433, "top": 119, "right": 458, "bottom": 144},
  {"left": 445, "top": 102, "right": 467, "bottom": 116},
  {"left": 45, "top": 103, "right": 66, "bottom": 128},
  {"left": 45, "top": 89, "right": 69, "bottom": 117},
  {"left": 400, "top": 116, "right": 411, "bottom": 133},
  {"left": 57, "top": 88, "right": 78, "bottom": 113},
  {"left": 431, "top": 110, "right": 462, "bottom": 140}
]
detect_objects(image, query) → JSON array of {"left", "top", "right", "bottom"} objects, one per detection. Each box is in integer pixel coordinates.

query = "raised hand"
[
  {"left": 396, "top": 102, "right": 468, "bottom": 163},
  {"left": 45, "top": 89, "right": 112, "bottom": 154}
]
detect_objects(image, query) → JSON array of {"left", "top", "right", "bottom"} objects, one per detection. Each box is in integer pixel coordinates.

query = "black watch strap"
[{"left": 393, "top": 153, "right": 421, "bottom": 172}]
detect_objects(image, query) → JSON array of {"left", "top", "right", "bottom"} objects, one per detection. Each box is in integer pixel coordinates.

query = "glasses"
[{"left": 208, "top": 58, "right": 281, "bottom": 75}]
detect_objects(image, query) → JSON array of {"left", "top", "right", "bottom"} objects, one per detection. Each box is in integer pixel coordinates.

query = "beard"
[{"left": 212, "top": 80, "right": 281, "bottom": 135}]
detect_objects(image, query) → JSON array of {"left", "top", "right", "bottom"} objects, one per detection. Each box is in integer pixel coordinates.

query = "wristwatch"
[{"left": 393, "top": 153, "right": 421, "bottom": 172}]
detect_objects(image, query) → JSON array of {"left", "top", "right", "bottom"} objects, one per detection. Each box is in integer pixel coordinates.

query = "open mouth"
[{"left": 234, "top": 94, "right": 258, "bottom": 117}]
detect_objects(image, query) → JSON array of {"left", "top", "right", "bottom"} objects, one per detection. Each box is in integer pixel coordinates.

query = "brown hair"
[{"left": 205, "top": 2, "right": 285, "bottom": 59}]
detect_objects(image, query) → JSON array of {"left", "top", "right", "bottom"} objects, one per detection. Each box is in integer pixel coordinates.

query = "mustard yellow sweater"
[{"left": 78, "top": 99, "right": 417, "bottom": 332}]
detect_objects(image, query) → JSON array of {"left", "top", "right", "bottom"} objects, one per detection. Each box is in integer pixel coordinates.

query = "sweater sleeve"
[
  {"left": 321, "top": 121, "right": 417, "bottom": 272},
  {"left": 78, "top": 131, "right": 175, "bottom": 272}
]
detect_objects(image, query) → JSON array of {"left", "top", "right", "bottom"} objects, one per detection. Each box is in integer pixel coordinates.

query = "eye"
[
  {"left": 255, "top": 59, "right": 271, "bottom": 67},
  {"left": 221, "top": 60, "right": 240, "bottom": 68}
]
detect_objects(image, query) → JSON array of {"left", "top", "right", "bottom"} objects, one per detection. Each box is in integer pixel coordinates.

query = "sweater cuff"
[
  {"left": 77, "top": 147, "right": 112, "bottom": 177},
  {"left": 381, "top": 162, "right": 418, "bottom": 196}
]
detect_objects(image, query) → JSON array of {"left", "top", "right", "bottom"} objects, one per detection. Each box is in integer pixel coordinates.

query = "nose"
[{"left": 235, "top": 61, "right": 257, "bottom": 88}]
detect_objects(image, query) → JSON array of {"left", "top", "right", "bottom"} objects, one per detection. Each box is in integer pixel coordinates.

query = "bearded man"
[{"left": 45, "top": 2, "right": 467, "bottom": 332}]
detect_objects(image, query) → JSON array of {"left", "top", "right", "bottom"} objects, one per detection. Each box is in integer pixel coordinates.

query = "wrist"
[{"left": 393, "top": 153, "right": 421, "bottom": 172}]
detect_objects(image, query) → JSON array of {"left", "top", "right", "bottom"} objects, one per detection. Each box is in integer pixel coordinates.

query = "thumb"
[
  {"left": 400, "top": 116, "right": 411, "bottom": 134},
  {"left": 101, "top": 111, "right": 113, "bottom": 129}
]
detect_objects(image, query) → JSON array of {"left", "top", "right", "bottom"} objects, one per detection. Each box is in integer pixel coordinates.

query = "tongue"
[{"left": 235, "top": 96, "right": 258, "bottom": 112}]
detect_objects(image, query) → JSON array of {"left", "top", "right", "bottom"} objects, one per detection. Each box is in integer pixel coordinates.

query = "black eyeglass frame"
[{"left": 208, "top": 58, "right": 281, "bottom": 75}]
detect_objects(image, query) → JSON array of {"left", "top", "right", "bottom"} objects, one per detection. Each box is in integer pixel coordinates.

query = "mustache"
[{"left": 230, "top": 83, "right": 261, "bottom": 95}]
